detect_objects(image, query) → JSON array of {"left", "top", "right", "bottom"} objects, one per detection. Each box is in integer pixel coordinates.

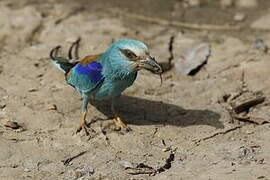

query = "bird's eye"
[{"left": 120, "top": 49, "right": 137, "bottom": 60}]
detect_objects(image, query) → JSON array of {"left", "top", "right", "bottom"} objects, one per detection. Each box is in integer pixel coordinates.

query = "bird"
[{"left": 49, "top": 38, "right": 162, "bottom": 134}]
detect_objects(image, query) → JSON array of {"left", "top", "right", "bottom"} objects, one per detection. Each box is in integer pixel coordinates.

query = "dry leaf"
[{"left": 175, "top": 43, "right": 210, "bottom": 75}]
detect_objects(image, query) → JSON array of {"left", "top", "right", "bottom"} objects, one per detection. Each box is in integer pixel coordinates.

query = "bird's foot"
[
  {"left": 76, "top": 121, "right": 95, "bottom": 135},
  {"left": 113, "top": 116, "right": 132, "bottom": 132}
]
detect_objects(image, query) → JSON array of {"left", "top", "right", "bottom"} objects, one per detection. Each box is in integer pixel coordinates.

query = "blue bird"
[{"left": 49, "top": 38, "right": 162, "bottom": 134}]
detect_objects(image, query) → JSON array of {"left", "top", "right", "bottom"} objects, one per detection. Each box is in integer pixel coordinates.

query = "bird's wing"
[
  {"left": 78, "top": 54, "right": 101, "bottom": 65},
  {"left": 66, "top": 54, "right": 104, "bottom": 92}
]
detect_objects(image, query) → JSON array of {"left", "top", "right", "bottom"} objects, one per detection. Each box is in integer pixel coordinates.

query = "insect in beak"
[
  {"left": 139, "top": 56, "right": 163, "bottom": 74},
  {"left": 138, "top": 56, "right": 163, "bottom": 86}
]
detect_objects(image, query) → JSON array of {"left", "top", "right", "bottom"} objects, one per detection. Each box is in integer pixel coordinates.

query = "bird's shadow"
[{"left": 90, "top": 95, "right": 224, "bottom": 129}]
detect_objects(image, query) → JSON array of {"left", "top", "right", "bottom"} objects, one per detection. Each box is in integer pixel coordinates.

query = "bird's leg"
[
  {"left": 111, "top": 96, "right": 132, "bottom": 131},
  {"left": 76, "top": 95, "right": 95, "bottom": 135}
]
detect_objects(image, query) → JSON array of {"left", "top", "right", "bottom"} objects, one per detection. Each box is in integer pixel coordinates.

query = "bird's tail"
[{"left": 49, "top": 45, "right": 76, "bottom": 74}]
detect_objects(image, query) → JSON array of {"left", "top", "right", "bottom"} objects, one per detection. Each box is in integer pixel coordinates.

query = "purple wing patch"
[{"left": 75, "top": 62, "right": 103, "bottom": 83}]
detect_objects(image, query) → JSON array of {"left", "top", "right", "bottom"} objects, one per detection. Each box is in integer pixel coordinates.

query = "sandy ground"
[{"left": 1, "top": 0, "right": 270, "bottom": 179}]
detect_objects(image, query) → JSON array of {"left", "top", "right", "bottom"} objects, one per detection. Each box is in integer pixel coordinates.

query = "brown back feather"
[{"left": 79, "top": 54, "right": 102, "bottom": 66}]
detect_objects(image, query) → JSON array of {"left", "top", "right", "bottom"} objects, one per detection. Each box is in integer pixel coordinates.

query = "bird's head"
[{"left": 104, "top": 39, "right": 162, "bottom": 75}]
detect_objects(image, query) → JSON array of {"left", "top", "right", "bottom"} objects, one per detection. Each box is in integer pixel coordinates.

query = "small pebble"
[
  {"left": 119, "top": 160, "right": 135, "bottom": 169},
  {"left": 234, "top": 12, "right": 246, "bottom": 22},
  {"left": 257, "top": 159, "right": 265, "bottom": 164},
  {"left": 0, "top": 103, "right": 6, "bottom": 109},
  {"left": 24, "top": 168, "right": 31, "bottom": 172},
  {"left": 28, "top": 88, "right": 38, "bottom": 92},
  {"left": 246, "top": 130, "right": 254, "bottom": 134},
  {"left": 36, "top": 74, "right": 43, "bottom": 78},
  {"left": 255, "top": 38, "right": 268, "bottom": 53},
  {"left": 47, "top": 104, "right": 57, "bottom": 110},
  {"left": 74, "top": 165, "right": 94, "bottom": 177}
]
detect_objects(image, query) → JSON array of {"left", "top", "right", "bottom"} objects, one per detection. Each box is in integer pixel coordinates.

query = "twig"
[
  {"left": 160, "top": 35, "right": 175, "bottom": 72},
  {"left": 234, "top": 115, "right": 268, "bottom": 125},
  {"left": 62, "top": 151, "right": 87, "bottom": 166},
  {"left": 3, "top": 137, "right": 34, "bottom": 142},
  {"left": 240, "top": 71, "right": 247, "bottom": 92},
  {"left": 233, "top": 97, "right": 265, "bottom": 114},
  {"left": 168, "top": 36, "right": 174, "bottom": 68},
  {"left": 161, "top": 139, "right": 166, "bottom": 147},
  {"left": 126, "top": 163, "right": 156, "bottom": 175},
  {"left": 100, "top": 124, "right": 110, "bottom": 145},
  {"left": 116, "top": 11, "right": 241, "bottom": 31},
  {"left": 196, "top": 126, "right": 241, "bottom": 143},
  {"left": 152, "top": 127, "right": 158, "bottom": 136},
  {"left": 125, "top": 151, "right": 175, "bottom": 176},
  {"left": 0, "top": 164, "right": 18, "bottom": 168},
  {"left": 156, "top": 152, "right": 174, "bottom": 173}
]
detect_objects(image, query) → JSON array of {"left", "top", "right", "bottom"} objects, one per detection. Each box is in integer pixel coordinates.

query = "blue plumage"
[
  {"left": 75, "top": 62, "right": 103, "bottom": 83},
  {"left": 49, "top": 38, "right": 162, "bottom": 134}
]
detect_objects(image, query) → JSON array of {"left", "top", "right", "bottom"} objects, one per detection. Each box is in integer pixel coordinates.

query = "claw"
[
  {"left": 114, "top": 116, "right": 132, "bottom": 132},
  {"left": 76, "top": 122, "right": 95, "bottom": 135},
  {"left": 76, "top": 112, "right": 95, "bottom": 135}
]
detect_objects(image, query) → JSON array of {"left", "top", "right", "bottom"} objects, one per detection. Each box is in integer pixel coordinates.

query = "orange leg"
[
  {"left": 76, "top": 112, "right": 95, "bottom": 135},
  {"left": 76, "top": 96, "right": 95, "bottom": 135},
  {"left": 113, "top": 112, "right": 132, "bottom": 131},
  {"left": 111, "top": 97, "right": 132, "bottom": 131}
]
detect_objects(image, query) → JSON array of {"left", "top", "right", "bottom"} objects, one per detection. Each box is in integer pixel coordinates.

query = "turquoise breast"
[{"left": 93, "top": 72, "right": 137, "bottom": 100}]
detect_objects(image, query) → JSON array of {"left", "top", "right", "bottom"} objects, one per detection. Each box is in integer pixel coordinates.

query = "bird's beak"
[{"left": 139, "top": 56, "right": 162, "bottom": 74}]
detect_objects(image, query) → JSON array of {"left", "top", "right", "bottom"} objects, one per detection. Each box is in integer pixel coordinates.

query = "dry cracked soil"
[{"left": 0, "top": 0, "right": 270, "bottom": 179}]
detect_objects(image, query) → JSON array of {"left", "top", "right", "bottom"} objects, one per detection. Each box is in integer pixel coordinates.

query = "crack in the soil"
[{"left": 196, "top": 126, "right": 242, "bottom": 143}]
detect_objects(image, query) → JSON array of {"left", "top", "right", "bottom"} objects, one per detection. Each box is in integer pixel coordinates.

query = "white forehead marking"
[
  {"left": 114, "top": 39, "right": 149, "bottom": 56},
  {"left": 126, "top": 44, "right": 148, "bottom": 56}
]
